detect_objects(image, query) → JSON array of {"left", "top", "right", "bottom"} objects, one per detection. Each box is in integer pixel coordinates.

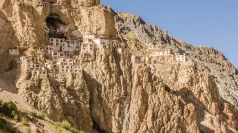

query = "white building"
[
  {"left": 150, "top": 49, "right": 171, "bottom": 57},
  {"left": 117, "top": 47, "right": 129, "bottom": 56},
  {"left": 84, "top": 34, "right": 96, "bottom": 39},
  {"left": 45, "top": 60, "right": 54, "bottom": 71},
  {"left": 52, "top": 51, "right": 58, "bottom": 59},
  {"left": 113, "top": 40, "right": 120, "bottom": 46},
  {"left": 49, "top": 38, "right": 80, "bottom": 53},
  {"left": 176, "top": 54, "right": 186, "bottom": 62},
  {"left": 61, "top": 42, "right": 69, "bottom": 52},
  {"left": 34, "top": 63, "right": 41, "bottom": 70},
  {"left": 40, "top": 69, "right": 48, "bottom": 78},
  {"left": 20, "top": 56, "right": 37, "bottom": 70},
  {"left": 45, "top": 46, "right": 53, "bottom": 54},
  {"left": 51, "top": 51, "right": 68, "bottom": 59},
  {"left": 72, "top": 65, "right": 82, "bottom": 73},
  {"left": 93, "top": 39, "right": 109, "bottom": 46},
  {"left": 81, "top": 41, "right": 95, "bottom": 55},
  {"left": 9, "top": 46, "right": 20, "bottom": 56},
  {"left": 131, "top": 55, "right": 144, "bottom": 64},
  {"left": 57, "top": 58, "right": 75, "bottom": 66},
  {"left": 148, "top": 45, "right": 161, "bottom": 49},
  {"left": 117, "top": 48, "right": 123, "bottom": 54},
  {"left": 58, "top": 52, "right": 67, "bottom": 58},
  {"left": 93, "top": 39, "right": 113, "bottom": 49},
  {"left": 59, "top": 64, "right": 71, "bottom": 72},
  {"left": 50, "top": 38, "right": 65, "bottom": 51},
  {"left": 48, "top": 72, "right": 56, "bottom": 78},
  {"left": 65, "top": 40, "right": 80, "bottom": 53}
]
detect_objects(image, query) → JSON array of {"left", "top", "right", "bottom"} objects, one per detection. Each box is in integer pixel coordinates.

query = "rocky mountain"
[{"left": 0, "top": 0, "right": 238, "bottom": 133}]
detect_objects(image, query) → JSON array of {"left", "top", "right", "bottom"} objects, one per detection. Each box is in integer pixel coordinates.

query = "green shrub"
[
  {"left": 69, "top": 128, "right": 86, "bottom": 133},
  {"left": 21, "top": 117, "right": 28, "bottom": 125},
  {"left": 29, "top": 110, "right": 45, "bottom": 119},
  {"left": 26, "top": 128, "right": 31, "bottom": 133},
  {"left": 0, "top": 100, "right": 2, "bottom": 111},
  {"left": 29, "top": 110, "right": 37, "bottom": 117},
  {"left": 0, "top": 101, "right": 17, "bottom": 118},
  {"left": 124, "top": 31, "right": 138, "bottom": 41},
  {"left": 5, "top": 126, "right": 16, "bottom": 133},
  {"left": 11, "top": 111, "right": 19, "bottom": 122},
  {"left": 0, "top": 117, "right": 17, "bottom": 133},
  {"left": 37, "top": 112, "right": 45, "bottom": 119},
  {"left": 69, "top": 128, "right": 81, "bottom": 133},
  {"left": 61, "top": 120, "right": 71, "bottom": 130},
  {"left": 60, "top": 120, "right": 84, "bottom": 133},
  {"left": 0, "top": 118, "right": 6, "bottom": 128}
]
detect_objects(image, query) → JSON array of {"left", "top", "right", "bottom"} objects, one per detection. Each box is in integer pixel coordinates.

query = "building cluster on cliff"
[
  {"left": 8, "top": 25, "right": 187, "bottom": 80},
  {"left": 8, "top": 0, "right": 187, "bottom": 80}
]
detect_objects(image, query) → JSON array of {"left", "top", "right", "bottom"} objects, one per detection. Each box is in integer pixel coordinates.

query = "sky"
[{"left": 101, "top": 0, "right": 238, "bottom": 67}]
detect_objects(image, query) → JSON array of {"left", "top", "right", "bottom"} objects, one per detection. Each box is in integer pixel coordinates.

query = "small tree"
[
  {"left": 61, "top": 120, "right": 71, "bottom": 130},
  {"left": 21, "top": 117, "right": 28, "bottom": 125}
]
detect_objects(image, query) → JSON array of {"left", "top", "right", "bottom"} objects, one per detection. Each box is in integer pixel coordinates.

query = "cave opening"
[
  {"left": 45, "top": 13, "right": 84, "bottom": 41},
  {"left": 45, "top": 15, "right": 67, "bottom": 38},
  {"left": 42, "top": 0, "right": 57, "bottom": 4}
]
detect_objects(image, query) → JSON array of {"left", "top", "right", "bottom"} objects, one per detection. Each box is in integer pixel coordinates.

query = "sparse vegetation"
[
  {"left": 70, "top": 127, "right": 84, "bottom": 133},
  {"left": 29, "top": 110, "right": 37, "bottom": 116},
  {"left": 60, "top": 120, "right": 84, "bottom": 133},
  {"left": 21, "top": 117, "right": 28, "bottom": 125},
  {"left": 37, "top": 112, "right": 45, "bottom": 119},
  {"left": 29, "top": 110, "right": 45, "bottom": 119},
  {"left": 61, "top": 120, "right": 71, "bottom": 130},
  {"left": 124, "top": 30, "right": 139, "bottom": 41},
  {"left": 0, "top": 117, "right": 6, "bottom": 129},
  {"left": 46, "top": 121, "right": 63, "bottom": 133},
  {"left": 0, "top": 101, "right": 18, "bottom": 118},
  {"left": 11, "top": 111, "right": 19, "bottom": 122},
  {"left": 26, "top": 127, "right": 31, "bottom": 133},
  {"left": 0, "top": 117, "right": 17, "bottom": 133},
  {"left": 0, "top": 101, "right": 19, "bottom": 122}
]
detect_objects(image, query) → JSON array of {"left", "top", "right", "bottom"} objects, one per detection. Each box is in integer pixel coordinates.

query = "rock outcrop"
[{"left": 0, "top": 0, "right": 237, "bottom": 133}]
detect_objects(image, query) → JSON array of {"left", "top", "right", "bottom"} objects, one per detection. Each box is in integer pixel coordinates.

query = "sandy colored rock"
[{"left": 0, "top": 0, "right": 237, "bottom": 133}]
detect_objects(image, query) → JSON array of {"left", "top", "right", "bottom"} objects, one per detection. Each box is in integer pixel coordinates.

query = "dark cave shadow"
[
  {"left": 147, "top": 70, "right": 218, "bottom": 133},
  {"left": 199, "top": 124, "right": 214, "bottom": 133},
  {"left": 83, "top": 71, "right": 113, "bottom": 133},
  {"left": 151, "top": 70, "right": 238, "bottom": 132},
  {"left": 0, "top": 8, "right": 21, "bottom": 93}
]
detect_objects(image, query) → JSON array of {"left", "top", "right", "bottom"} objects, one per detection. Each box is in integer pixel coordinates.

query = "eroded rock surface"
[{"left": 0, "top": 0, "right": 237, "bottom": 133}]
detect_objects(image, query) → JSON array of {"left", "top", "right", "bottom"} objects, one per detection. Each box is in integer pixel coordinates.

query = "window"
[{"left": 88, "top": 11, "right": 92, "bottom": 18}]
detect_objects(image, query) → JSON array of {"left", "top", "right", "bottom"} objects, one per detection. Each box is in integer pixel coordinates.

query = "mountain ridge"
[{"left": 0, "top": 0, "right": 237, "bottom": 133}]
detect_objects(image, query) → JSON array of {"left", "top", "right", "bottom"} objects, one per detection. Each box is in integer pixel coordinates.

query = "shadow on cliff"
[
  {"left": 83, "top": 71, "right": 112, "bottom": 133},
  {"left": 159, "top": 72, "right": 233, "bottom": 133},
  {"left": 0, "top": 9, "right": 21, "bottom": 93}
]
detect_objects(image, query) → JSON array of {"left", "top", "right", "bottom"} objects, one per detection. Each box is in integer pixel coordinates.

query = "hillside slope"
[{"left": 0, "top": 0, "right": 237, "bottom": 133}]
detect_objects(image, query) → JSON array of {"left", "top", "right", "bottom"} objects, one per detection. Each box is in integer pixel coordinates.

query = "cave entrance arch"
[{"left": 45, "top": 14, "right": 66, "bottom": 38}]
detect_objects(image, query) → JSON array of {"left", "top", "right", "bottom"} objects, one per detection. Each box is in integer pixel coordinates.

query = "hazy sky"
[{"left": 101, "top": 0, "right": 238, "bottom": 67}]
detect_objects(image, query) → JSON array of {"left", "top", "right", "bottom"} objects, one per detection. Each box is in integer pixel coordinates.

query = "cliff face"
[{"left": 0, "top": 0, "right": 238, "bottom": 133}]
